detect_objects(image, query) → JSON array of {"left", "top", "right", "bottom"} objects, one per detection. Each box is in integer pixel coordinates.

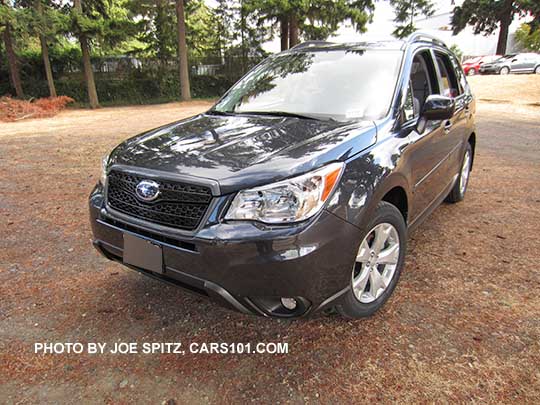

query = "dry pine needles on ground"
[{"left": 0, "top": 96, "right": 74, "bottom": 122}]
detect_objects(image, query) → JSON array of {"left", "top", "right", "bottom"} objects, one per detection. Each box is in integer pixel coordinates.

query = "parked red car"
[{"left": 462, "top": 55, "right": 501, "bottom": 76}]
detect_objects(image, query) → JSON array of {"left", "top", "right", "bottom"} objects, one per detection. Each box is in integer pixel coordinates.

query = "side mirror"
[
  {"left": 511, "top": 58, "right": 517, "bottom": 62},
  {"left": 421, "top": 95, "right": 455, "bottom": 121}
]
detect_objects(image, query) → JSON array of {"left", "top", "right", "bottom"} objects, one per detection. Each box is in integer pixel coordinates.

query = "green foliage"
[
  {"left": 449, "top": 44, "right": 463, "bottom": 62},
  {"left": 390, "top": 0, "right": 434, "bottom": 39},
  {"left": 515, "top": 23, "right": 540, "bottom": 52},
  {"left": 451, "top": 0, "right": 534, "bottom": 36},
  {"left": 243, "top": 0, "right": 375, "bottom": 42},
  {"left": 127, "top": 0, "right": 222, "bottom": 63},
  {"left": 2, "top": 0, "right": 381, "bottom": 106},
  {"left": 0, "top": 72, "right": 233, "bottom": 104},
  {"left": 302, "top": 0, "right": 376, "bottom": 40}
]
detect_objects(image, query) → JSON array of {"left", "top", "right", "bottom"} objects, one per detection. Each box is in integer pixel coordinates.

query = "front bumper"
[
  {"left": 479, "top": 66, "right": 500, "bottom": 74},
  {"left": 89, "top": 184, "right": 362, "bottom": 318}
]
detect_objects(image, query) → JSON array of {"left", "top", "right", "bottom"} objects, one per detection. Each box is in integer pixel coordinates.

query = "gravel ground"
[{"left": 1, "top": 76, "right": 539, "bottom": 403}]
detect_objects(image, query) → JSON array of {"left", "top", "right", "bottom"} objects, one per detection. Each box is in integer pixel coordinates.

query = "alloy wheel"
[
  {"left": 352, "top": 223, "right": 400, "bottom": 304},
  {"left": 460, "top": 150, "right": 471, "bottom": 195}
]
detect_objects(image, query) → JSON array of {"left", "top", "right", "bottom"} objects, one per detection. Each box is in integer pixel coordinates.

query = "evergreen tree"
[
  {"left": 452, "top": 0, "right": 538, "bottom": 55},
  {"left": 244, "top": 0, "right": 375, "bottom": 51},
  {"left": 389, "top": 0, "right": 435, "bottom": 39},
  {"left": 0, "top": 0, "right": 25, "bottom": 97}
]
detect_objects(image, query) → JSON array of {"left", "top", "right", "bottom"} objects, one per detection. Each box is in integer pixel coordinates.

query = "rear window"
[{"left": 435, "top": 53, "right": 460, "bottom": 98}]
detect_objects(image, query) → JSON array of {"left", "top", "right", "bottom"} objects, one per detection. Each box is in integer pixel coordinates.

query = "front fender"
[{"left": 326, "top": 134, "right": 411, "bottom": 230}]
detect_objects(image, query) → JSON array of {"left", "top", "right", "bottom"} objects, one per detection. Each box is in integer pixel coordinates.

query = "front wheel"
[
  {"left": 468, "top": 68, "right": 476, "bottom": 76},
  {"left": 335, "top": 202, "right": 407, "bottom": 319},
  {"left": 535, "top": 66, "right": 540, "bottom": 75},
  {"left": 500, "top": 66, "right": 510, "bottom": 75}
]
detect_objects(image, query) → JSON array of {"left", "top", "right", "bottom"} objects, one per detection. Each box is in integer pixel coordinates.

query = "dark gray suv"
[{"left": 89, "top": 33, "right": 476, "bottom": 319}]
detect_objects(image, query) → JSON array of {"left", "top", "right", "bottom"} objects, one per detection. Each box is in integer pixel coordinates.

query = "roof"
[{"left": 289, "top": 32, "right": 448, "bottom": 53}]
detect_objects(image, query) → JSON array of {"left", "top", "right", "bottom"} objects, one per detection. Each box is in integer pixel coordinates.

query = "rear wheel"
[
  {"left": 467, "top": 68, "right": 476, "bottom": 76},
  {"left": 336, "top": 202, "right": 406, "bottom": 319},
  {"left": 500, "top": 66, "right": 510, "bottom": 75},
  {"left": 446, "top": 143, "right": 472, "bottom": 203}
]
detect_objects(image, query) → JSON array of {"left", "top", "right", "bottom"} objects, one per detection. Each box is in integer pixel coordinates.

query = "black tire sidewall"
[{"left": 337, "top": 202, "right": 407, "bottom": 319}]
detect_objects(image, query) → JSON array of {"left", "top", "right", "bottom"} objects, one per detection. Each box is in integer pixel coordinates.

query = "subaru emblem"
[{"left": 135, "top": 180, "right": 160, "bottom": 202}]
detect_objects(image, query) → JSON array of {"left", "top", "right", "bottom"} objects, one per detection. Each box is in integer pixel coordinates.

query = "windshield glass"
[
  {"left": 464, "top": 57, "right": 481, "bottom": 64},
  {"left": 213, "top": 49, "right": 403, "bottom": 122},
  {"left": 494, "top": 55, "right": 514, "bottom": 63}
]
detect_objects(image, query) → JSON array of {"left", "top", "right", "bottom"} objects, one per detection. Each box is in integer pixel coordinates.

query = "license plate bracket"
[{"left": 123, "top": 233, "right": 163, "bottom": 274}]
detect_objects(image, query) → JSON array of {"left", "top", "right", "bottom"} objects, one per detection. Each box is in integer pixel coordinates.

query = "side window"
[
  {"left": 435, "top": 53, "right": 459, "bottom": 98},
  {"left": 402, "top": 51, "right": 439, "bottom": 122},
  {"left": 450, "top": 56, "right": 467, "bottom": 94},
  {"left": 403, "top": 81, "right": 416, "bottom": 121}
]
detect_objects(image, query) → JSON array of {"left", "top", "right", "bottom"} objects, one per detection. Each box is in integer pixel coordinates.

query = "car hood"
[
  {"left": 109, "top": 113, "right": 377, "bottom": 194},
  {"left": 483, "top": 61, "right": 505, "bottom": 68}
]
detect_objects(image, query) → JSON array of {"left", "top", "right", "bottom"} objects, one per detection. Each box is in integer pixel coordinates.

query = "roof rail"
[
  {"left": 291, "top": 40, "right": 335, "bottom": 50},
  {"left": 406, "top": 31, "right": 448, "bottom": 48}
]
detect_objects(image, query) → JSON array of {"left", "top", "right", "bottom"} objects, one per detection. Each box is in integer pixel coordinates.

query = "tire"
[
  {"left": 467, "top": 68, "right": 476, "bottom": 76},
  {"left": 446, "top": 143, "right": 472, "bottom": 203},
  {"left": 535, "top": 66, "right": 540, "bottom": 75},
  {"left": 335, "top": 202, "right": 407, "bottom": 319},
  {"left": 500, "top": 66, "right": 510, "bottom": 75}
]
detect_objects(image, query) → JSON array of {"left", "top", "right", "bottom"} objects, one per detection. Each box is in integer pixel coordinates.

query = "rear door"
[
  {"left": 431, "top": 50, "right": 467, "bottom": 190},
  {"left": 521, "top": 54, "right": 537, "bottom": 72},
  {"left": 510, "top": 54, "right": 528, "bottom": 72}
]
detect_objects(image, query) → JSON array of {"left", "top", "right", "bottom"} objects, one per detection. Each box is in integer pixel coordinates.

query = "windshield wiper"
[
  {"left": 238, "top": 111, "right": 321, "bottom": 121},
  {"left": 206, "top": 109, "right": 238, "bottom": 116}
]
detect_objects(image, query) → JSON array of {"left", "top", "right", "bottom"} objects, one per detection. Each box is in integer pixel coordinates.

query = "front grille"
[{"left": 106, "top": 170, "right": 213, "bottom": 230}]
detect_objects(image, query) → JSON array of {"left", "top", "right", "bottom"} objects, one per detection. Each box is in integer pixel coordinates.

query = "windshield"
[
  {"left": 494, "top": 55, "right": 515, "bottom": 63},
  {"left": 213, "top": 49, "right": 403, "bottom": 122},
  {"left": 464, "top": 57, "right": 481, "bottom": 64}
]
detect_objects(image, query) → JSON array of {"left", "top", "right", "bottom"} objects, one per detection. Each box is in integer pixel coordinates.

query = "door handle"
[{"left": 444, "top": 120, "right": 453, "bottom": 134}]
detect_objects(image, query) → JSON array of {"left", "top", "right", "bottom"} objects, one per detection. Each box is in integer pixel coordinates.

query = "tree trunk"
[
  {"left": 496, "top": 0, "right": 513, "bottom": 55},
  {"left": 238, "top": 0, "right": 248, "bottom": 74},
  {"left": 74, "top": 0, "right": 99, "bottom": 108},
  {"left": 79, "top": 34, "right": 99, "bottom": 108},
  {"left": 39, "top": 35, "right": 56, "bottom": 97},
  {"left": 176, "top": 0, "right": 191, "bottom": 101},
  {"left": 289, "top": 15, "right": 299, "bottom": 47},
  {"left": 280, "top": 16, "right": 289, "bottom": 51},
  {"left": 36, "top": 0, "right": 57, "bottom": 97},
  {"left": 2, "top": 25, "right": 24, "bottom": 98}
]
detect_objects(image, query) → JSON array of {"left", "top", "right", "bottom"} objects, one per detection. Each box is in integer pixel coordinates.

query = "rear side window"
[
  {"left": 450, "top": 55, "right": 468, "bottom": 94},
  {"left": 435, "top": 53, "right": 459, "bottom": 97}
]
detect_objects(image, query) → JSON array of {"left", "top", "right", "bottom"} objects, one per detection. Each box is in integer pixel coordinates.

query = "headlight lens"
[
  {"left": 225, "top": 162, "right": 344, "bottom": 224},
  {"left": 100, "top": 153, "right": 110, "bottom": 185}
]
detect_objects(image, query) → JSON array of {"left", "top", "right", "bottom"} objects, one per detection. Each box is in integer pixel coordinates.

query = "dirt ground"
[{"left": 1, "top": 75, "right": 539, "bottom": 403}]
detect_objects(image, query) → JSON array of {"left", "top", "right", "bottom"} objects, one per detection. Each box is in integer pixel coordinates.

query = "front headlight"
[
  {"left": 100, "top": 153, "right": 110, "bottom": 185},
  {"left": 225, "top": 162, "right": 344, "bottom": 224}
]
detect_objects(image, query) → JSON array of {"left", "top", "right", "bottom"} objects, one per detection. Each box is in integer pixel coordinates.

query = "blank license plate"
[{"left": 123, "top": 233, "right": 163, "bottom": 274}]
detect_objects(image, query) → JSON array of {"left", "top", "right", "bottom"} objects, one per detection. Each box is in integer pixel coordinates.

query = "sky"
[{"left": 205, "top": 0, "right": 532, "bottom": 56}]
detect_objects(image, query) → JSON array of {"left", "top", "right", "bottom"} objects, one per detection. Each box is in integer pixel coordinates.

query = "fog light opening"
[
  {"left": 280, "top": 297, "right": 298, "bottom": 310},
  {"left": 248, "top": 296, "right": 311, "bottom": 317}
]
